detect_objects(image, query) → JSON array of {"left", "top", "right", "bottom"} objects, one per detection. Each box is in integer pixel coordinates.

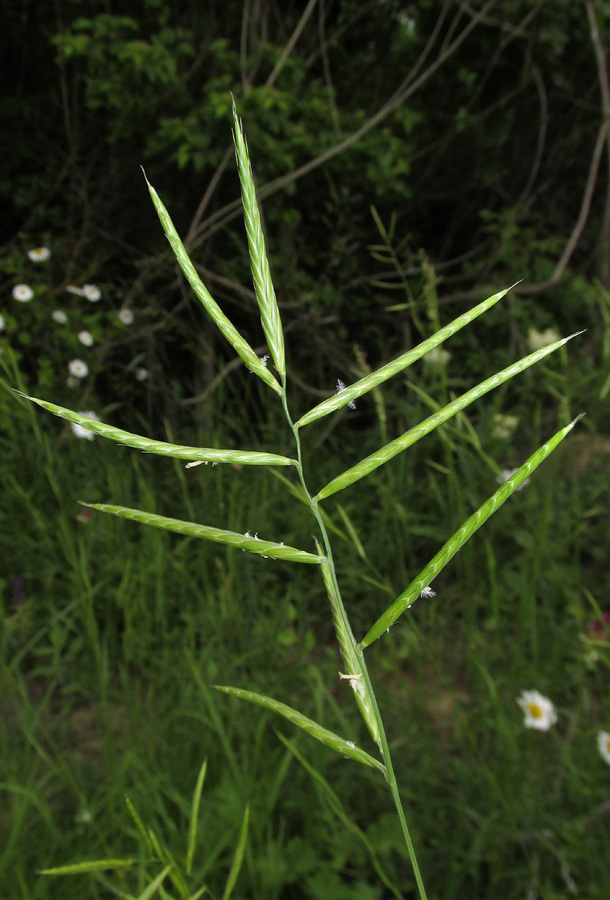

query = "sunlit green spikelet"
[
  {"left": 232, "top": 98, "right": 285, "bottom": 379},
  {"left": 214, "top": 685, "right": 385, "bottom": 774},
  {"left": 143, "top": 171, "right": 282, "bottom": 395},
  {"left": 360, "top": 416, "right": 582, "bottom": 648},
  {"left": 86, "top": 504, "right": 325, "bottom": 565},
  {"left": 319, "top": 549, "right": 381, "bottom": 748},
  {"left": 295, "top": 286, "right": 515, "bottom": 428},
  {"left": 315, "top": 333, "right": 579, "bottom": 502},
  {"left": 24, "top": 396, "right": 296, "bottom": 467}
]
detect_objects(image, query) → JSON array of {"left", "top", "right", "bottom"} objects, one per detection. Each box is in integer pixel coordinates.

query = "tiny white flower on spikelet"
[
  {"left": 65, "top": 284, "right": 83, "bottom": 295},
  {"left": 420, "top": 586, "right": 436, "bottom": 598},
  {"left": 597, "top": 731, "right": 610, "bottom": 765},
  {"left": 135, "top": 367, "right": 148, "bottom": 382},
  {"left": 517, "top": 690, "right": 557, "bottom": 731},
  {"left": 527, "top": 327, "right": 560, "bottom": 352},
  {"left": 339, "top": 672, "right": 362, "bottom": 681},
  {"left": 68, "top": 359, "right": 88, "bottom": 379},
  {"left": 497, "top": 468, "right": 530, "bottom": 491},
  {"left": 0, "top": 314, "right": 5, "bottom": 331},
  {"left": 336, "top": 378, "right": 356, "bottom": 409},
  {"left": 12, "top": 284, "right": 34, "bottom": 302},
  {"left": 52, "top": 309, "right": 67, "bottom": 324},
  {"left": 78, "top": 330, "right": 93, "bottom": 346},
  {"left": 71, "top": 411, "right": 100, "bottom": 441},
  {"left": 82, "top": 284, "right": 101, "bottom": 302},
  {"left": 244, "top": 531, "right": 252, "bottom": 538},
  {"left": 28, "top": 247, "right": 51, "bottom": 263},
  {"left": 423, "top": 346, "right": 451, "bottom": 367},
  {"left": 118, "top": 308, "right": 134, "bottom": 325},
  {"left": 259, "top": 354, "right": 269, "bottom": 365}
]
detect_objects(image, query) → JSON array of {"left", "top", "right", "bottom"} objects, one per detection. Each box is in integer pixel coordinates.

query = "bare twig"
[{"left": 586, "top": 0, "right": 610, "bottom": 286}]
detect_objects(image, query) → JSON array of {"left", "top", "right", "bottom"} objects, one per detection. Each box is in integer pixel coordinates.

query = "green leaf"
[
  {"left": 186, "top": 759, "right": 207, "bottom": 876},
  {"left": 360, "top": 416, "right": 583, "bottom": 647},
  {"left": 86, "top": 503, "right": 325, "bottom": 565},
  {"left": 24, "top": 396, "right": 297, "bottom": 467},
  {"left": 214, "top": 685, "right": 385, "bottom": 774},
  {"left": 295, "top": 286, "right": 515, "bottom": 427},
  {"left": 143, "top": 170, "right": 281, "bottom": 395},
  {"left": 232, "top": 97, "right": 285, "bottom": 378},
  {"left": 315, "top": 333, "right": 580, "bottom": 502},
  {"left": 221, "top": 804, "right": 249, "bottom": 900},
  {"left": 125, "top": 795, "right": 154, "bottom": 855},
  {"left": 137, "top": 865, "right": 172, "bottom": 900},
  {"left": 39, "top": 858, "right": 135, "bottom": 875}
]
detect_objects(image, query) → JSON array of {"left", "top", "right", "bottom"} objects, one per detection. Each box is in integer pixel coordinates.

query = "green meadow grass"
[
  {"left": 2, "top": 379, "right": 610, "bottom": 899},
  {"left": 2, "top": 102, "right": 610, "bottom": 898}
]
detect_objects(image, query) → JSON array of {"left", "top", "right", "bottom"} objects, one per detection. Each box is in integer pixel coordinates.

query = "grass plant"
[{"left": 5, "top": 102, "right": 607, "bottom": 899}]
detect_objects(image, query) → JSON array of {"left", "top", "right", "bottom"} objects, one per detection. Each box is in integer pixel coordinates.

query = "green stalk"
[{"left": 280, "top": 387, "right": 428, "bottom": 900}]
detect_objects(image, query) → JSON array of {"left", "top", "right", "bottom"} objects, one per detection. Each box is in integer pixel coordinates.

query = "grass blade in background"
[
  {"left": 125, "top": 796, "right": 154, "bottom": 856},
  {"left": 295, "top": 286, "right": 515, "bottom": 427},
  {"left": 136, "top": 864, "right": 172, "bottom": 900},
  {"left": 232, "top": 97, "right": 285, "bottom": 379},
  {"left": 85, "top": 503, "right": 326, "bottom": 565},
  {"left": 213, "top": 685, "right": 386, "bottom": 774},
  {"left": 186, "top": 759, "right": 207, "bottom": 876},
  {"left": 39, "top": 859, "right": 135, "bottom": 875},
  {"left": 24, "top": 396, "right": 297, "bottom": 467},
  {"left": 360, "top": 416, "right": 583, "bottom": 647},
  {"left": 277, "top": 733, "right": 406, "bottom": 900},
  {"left": 221, "top": 804, "right": 249, "bottom": 900},
  {"left": 143, "top": 171, "right": 281, "bottom": 395},
  {"left": 315, "top": 333, "right": 580, "bottom": 501}
]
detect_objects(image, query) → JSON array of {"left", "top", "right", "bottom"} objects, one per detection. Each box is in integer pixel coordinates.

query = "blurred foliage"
[{"left": 1, "top": 0, "right": 609, "bottom": 436}]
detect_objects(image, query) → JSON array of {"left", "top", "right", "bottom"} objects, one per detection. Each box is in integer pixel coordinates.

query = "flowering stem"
[{"left": 280, "top": 386, "right": 428, "bottom": 900}]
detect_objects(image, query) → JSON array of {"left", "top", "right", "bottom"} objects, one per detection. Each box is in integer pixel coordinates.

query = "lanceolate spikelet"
[
  {"left": 144, "top": 171, "right": 281, "bottom": 395},
  {"left": 318, "top": 545, "right": 381, "bottom": 749},
  {"left": 232, "top": 97, "right": 285, "bottom": 379}
]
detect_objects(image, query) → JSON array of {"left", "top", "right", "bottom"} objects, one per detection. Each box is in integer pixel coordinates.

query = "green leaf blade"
[
  {"left": 86, "top": 504, "right": 325, "bottom": 565},
  {"left": 315, "top": 333, "right": 579, "bottom": 502},
  {"left": 232, "top": 98, "right": 285, "bottom": 378},
  {"left": 295, "top": 286, "right": 515, "bottom": 428},
  {"left": 214, "top": 685, "right": 385, "bottom": 774},
  {"left": 186, "top": 759, "right": 207, "bottom": 876},
  {"left": 39, "top": 858, "right": 135, "bottom": 875},
  {"left": 143, "top": 171, "right": 281, "bottom": 395},
  {"left": 360, "top": 416, "right": 583, "bottom": 647},
  {"left": 24, "top": 396, "right": 296, "bottom": 467},
  {"left": 221, "top": 804, "right": 249, "bottom": 900}
]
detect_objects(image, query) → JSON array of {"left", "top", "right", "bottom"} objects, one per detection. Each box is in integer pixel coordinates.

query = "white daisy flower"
[
  {"left": 65, "top": 284, "right": 83, "bottom": 295},
  {"left": 12, "top": 284, "right": 34, "bottom": 302},
  {"left": 597, "top": 731, "right": 610, "bottom": 765},
  {"left": 118, "top": 308, "right": 134, "bottom": 325},
  {"left": 491, "top": 413, "right": 519, "bottom": 440},
  {"left": 135, "top": 367, "right": 148, "bottom": 382},
  {"left": 517, "top": 690, "right": 557, "bottom": 731},
  {"left": 82, "top": 284, "right": 101, "bottom": 302},
  {"left": 52, "top": 309, "right": 68, "bottom": 324},
  {"left": 71, "top": 411, "right": 100, "bottom": 441},
  {"left": 423, "top": 346, "right": 451, "bottom": 367},
  {"left": 528, "top": 327, "right": 560, "bottom": 352},
  {"left": 28, "top": 247, "right": 51, "bottom": 263},
  {"left": 78, "top": 330, "right": 93, "bottom": 347},
  {"left": 0, "top": 314, "right": 5, "bottom": 330},
  {"left": 68, "top": 359, "right": 88, "bottom": 379}
]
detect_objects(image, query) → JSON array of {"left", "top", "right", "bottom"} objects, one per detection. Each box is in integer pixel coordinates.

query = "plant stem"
[{"left": 280, "top": 387, "right": 428, "bottom": 900}]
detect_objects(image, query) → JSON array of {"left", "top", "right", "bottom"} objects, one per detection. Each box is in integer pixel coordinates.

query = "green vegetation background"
[{"left": 1, "top": 2, "right": 610, "bottom": 898}]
